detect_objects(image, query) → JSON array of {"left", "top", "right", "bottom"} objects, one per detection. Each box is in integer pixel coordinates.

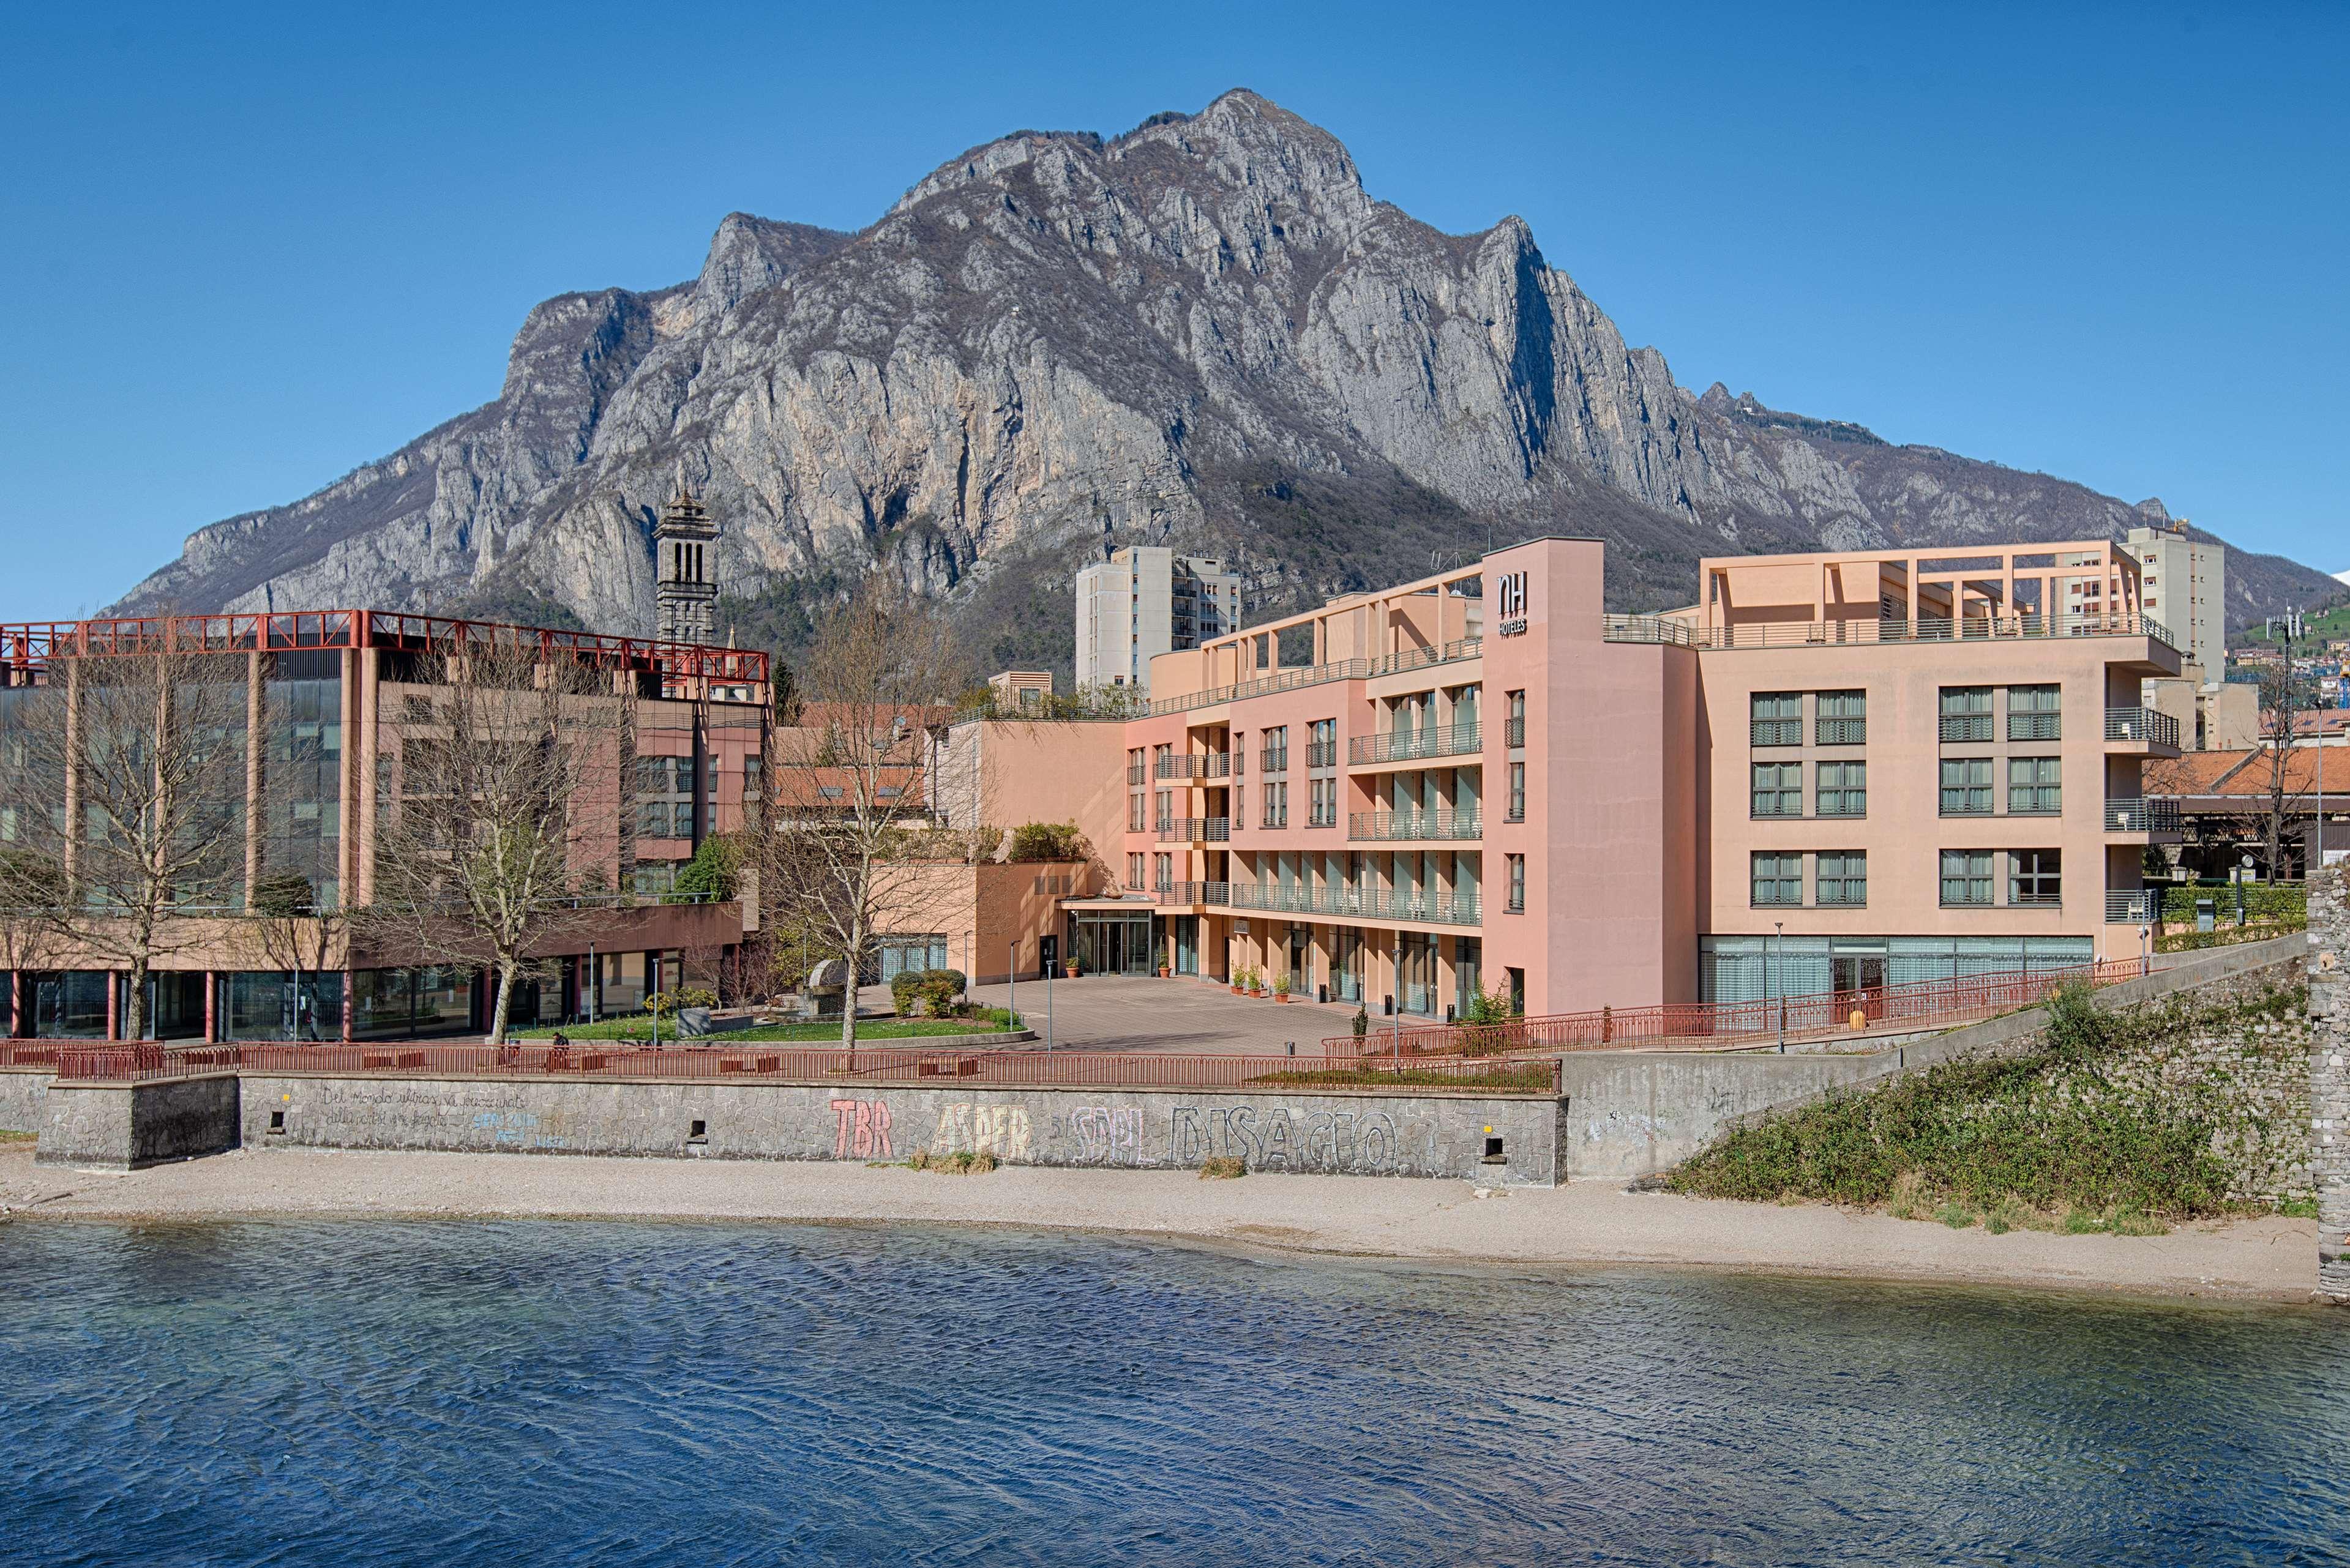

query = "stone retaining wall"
[
  {"left": 37, "top": 1075, "right": 241, "bottom": 1170},
  {"left": 237, "top": 1073, "right": 1563, "bottom": 1184},
  {"left": 2310, "top": 868, "right": 2348, "bottom": 1301},
  {"left": 1, "top": 1068, "right": 47, "bottom": 1135}
]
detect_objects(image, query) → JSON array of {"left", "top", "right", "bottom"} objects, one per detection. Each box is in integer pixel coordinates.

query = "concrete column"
[
  {"left": 245, "top": 649, "right": 263, "bottom": 898},
  {"left": 341, "top": 971, "right": 354, "bottom": 1042},
  {"left": 105, "top": 973, "right": 119, "bottom": 1041},
  {"left": 2311, "top": 867, "right": 2350, "bottom": 1302},
  {"left": 7, "top": 969, "right": 19, "bottom": 1037},
  {"left": 203, "top": 972, "right": 216, "bottom": 1042}
]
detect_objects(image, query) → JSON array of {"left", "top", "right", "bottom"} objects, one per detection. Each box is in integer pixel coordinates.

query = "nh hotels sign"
[{"left": 1495, "top": 570, "right": 1530, "bottom": 637}]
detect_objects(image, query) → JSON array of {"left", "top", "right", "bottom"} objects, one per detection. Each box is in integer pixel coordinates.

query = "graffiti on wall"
[
  {"left": 930, "top": 1103, "right": 1032, "bottom": 1160},
  {"left": 1168, "top": 1105, "right": 1402, "bottom": 1173},
  {"left": 470, "top": 1110, "right": 570, "bottom": 1152},
  {"left": 1052, "top": 1107, "right": 1145, "bottom": 1166},
  {"left": 831, "top": 1098, "right": 894, "bottom": 1158}
]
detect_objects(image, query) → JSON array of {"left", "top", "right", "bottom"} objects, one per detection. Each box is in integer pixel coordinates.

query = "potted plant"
[
  {"left": 1229, "top": 965, "right": 1246, "bottom": 995},
  {"left": 1065, "top": 958, "right": 1080, "bottom": 979},
  {"left": 1273, "top": 974, "right": 1292, "bottom": 1003},
  {"left": 1158, "top": 963, "right": 1170, "bottom": 977}
]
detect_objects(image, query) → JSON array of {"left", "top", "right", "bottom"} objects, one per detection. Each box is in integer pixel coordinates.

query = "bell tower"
[{"left": 654, "top": 488, "right": 717, "bottom": 644}]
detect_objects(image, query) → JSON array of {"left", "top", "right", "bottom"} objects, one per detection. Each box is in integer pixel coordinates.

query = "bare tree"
[
  {"left": 353, "top": 635, "right": 626, "bottom": 1044},
  {"left": 755, "top": 579, "right": 971, "bottom": 1053},
  {"left": 1, "top": 647, "right": 249, "bottom": 1039},
  {"left": 2258, "top": 661, "right": 2306, "bottom": 881}
]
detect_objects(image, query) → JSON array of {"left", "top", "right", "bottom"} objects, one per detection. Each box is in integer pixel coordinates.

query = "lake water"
[{"left": 3, "top": 1219, "right": 2342, "bottom": 1566}]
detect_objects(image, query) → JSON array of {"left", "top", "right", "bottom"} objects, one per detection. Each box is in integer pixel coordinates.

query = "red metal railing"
[
  {"left": 1, "top": 608, "right": 767, "bottom": 685},
  {"left": 1325, "top": 958, "right": 2145, "bottom": 1059},
  {"left": 15, "top": 1039, "right": 1561, "bottom": 1096}
]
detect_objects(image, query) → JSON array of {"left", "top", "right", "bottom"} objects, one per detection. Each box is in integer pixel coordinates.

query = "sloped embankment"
[{"left": 1669, "top": 980, "right": 2313, "bottom": 1226}]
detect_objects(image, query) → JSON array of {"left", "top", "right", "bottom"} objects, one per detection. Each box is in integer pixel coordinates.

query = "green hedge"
[{"left": 2159, "top": 883, "right": 2305, "bottom": 924}]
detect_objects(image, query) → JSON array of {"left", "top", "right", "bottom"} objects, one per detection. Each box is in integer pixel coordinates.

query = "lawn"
[{"left": 510, "top": 1012, "right": 1020, "bottom": 1043}]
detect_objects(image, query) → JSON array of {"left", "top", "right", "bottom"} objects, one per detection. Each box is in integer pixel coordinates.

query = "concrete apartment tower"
[
  {"left": 1075, "top": 546, "right": 1241, "bottom": 695},
  {"left": 656, "top": 490, "right": 718, "bottom": 644},
  {"left": 2128, "top": 521, "right": 2225, "bottom": 668}
]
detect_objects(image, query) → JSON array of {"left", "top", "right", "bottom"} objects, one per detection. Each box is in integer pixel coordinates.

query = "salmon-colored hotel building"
[{"left": 1068, "top": 534, "right": 2182, "bottom": 1017}]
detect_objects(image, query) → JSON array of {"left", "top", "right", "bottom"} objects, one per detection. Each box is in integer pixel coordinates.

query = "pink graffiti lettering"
[{"left": 831, "top": 1097, "right": 893, "bottom": 1158}]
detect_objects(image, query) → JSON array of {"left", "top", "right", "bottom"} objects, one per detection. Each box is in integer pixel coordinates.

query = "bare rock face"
[{"left": 111, "top": 89, "right": 2336, "bottom": 651}]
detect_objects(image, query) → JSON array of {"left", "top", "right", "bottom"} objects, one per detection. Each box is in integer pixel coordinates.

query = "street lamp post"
[
  {"left": 2139, "top": 922, "right": 2150, "bottom": 977},
  {"left": 1007, "top": 941, "right": 1016, "bottom": 1032}
]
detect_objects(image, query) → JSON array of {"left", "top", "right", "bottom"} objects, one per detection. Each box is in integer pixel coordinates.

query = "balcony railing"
[
  {"left": 2105, "top": 889, "right": 2155, "bottom": 922},
  {"left": 2104, "top": 798, "right": 2181, "bottom": 834},
  {"left": 1349, "top": 722, "right": 1481, "bottom": 766},
  {"left": 1505, "top": 717, "right": 1525, "bottom": 747},
  {"left": 1602, "top": 611, "right": 2178, "bottom": 654},
  {"left": 1814, "top": 717, "right": 1867, "bottom": 745},
  {"left": 1259, "top": 748, "right": 1289, "bottom": 774},
  {"left": 2008, "top": 889, "right": 2063, "bottom": 908},
  {"left": 1156, "top": 816, "right": 1231, "bottom": 842},
  {"left": 1305, "top": 741, "right": 1338, "bottom": 769},
  {"left": 1155, "top": 753, "right": 1232, "bottom": 780},
  {"left": 1156, "top": 881, "right": 1231, "bottom": 907},
  {"left": 2007, "top": 711, "right": 2062, "bottom": 742},
  {"left": 1349, "top": 810, "right": 1483, "bottom": 842},
  {"left": 1221, "top": 884, "right": 1483, "bottom": 927},
  {"left": 1939, "top": 713, "right": 1993, "bottom": 743},
  {"left": 2105, "top": 707, "right": 2181, "bottom": 748},
  {"left": 1148, "top": 638, "right": 1482, "bottom": 717},
  {"left": 1751, "top": 719, "right": 1803, "bottom": 747}
]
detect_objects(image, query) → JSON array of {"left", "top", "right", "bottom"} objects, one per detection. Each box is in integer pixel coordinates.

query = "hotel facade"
[{"left": 1060, "top": 534, "right": 2181, "bottom": 1018}]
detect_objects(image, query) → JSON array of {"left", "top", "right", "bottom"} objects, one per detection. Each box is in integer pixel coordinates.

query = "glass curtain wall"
[{"left": 261, "top": 652, "right": 343, "bottom": 909}]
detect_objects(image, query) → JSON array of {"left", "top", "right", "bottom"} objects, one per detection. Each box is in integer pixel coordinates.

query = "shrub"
[
  {"left": 644, "top": 986, "right": 718, "bottom": 1018},
  {"left": 1352, "top": 1005, "right": 1369, "bottom": 1040},
  {"left": 669, "top": 834, "right": 739, "bottom": 902},
  {"left": 1199, "top": 1155, "right": 1247, "bottom": 1179},
  {"left": 1006, "top": 820, "right": 1086, "bottom": 861}
]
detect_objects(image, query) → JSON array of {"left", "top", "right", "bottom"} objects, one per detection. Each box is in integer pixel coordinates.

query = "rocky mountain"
[{"left": 112, "top": 89, "right": 2338, "bottom": 674}]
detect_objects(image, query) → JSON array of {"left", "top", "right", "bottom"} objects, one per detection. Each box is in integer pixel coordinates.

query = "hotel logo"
[{"left": 1496, "top": 570, "right": 1529, "bottom": 637}]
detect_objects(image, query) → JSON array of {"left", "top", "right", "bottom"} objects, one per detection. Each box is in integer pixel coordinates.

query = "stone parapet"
[{"left": 36, "top": 1073, "right": 241, "bottom": 1170}]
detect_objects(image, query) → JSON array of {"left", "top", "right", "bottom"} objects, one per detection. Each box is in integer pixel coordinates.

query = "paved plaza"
[{"left": 966, "top": 973, "right": 1383, "bottom": 1055}]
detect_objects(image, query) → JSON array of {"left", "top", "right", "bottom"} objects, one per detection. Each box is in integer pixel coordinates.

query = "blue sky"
[{"left": 1, "top": 1, "right": 2344, "bottom": 622}]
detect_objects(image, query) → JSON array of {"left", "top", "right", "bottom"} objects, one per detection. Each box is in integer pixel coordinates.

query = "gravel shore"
[{"left": 0, "top": 1143, "right": 2315, "bottom": 1303}]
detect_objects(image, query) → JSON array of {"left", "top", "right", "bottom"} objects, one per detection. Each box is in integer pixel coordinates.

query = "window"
[
  {"left": 1940, "top": 849, "right": 1993, "bottom": 906},
  {"left": 2008, "top": 756, "right": 2061, "bottom": 815},
  {"left": 1153, "top": 853, "right": 1172, "bottom": 888},
  {"left": 1127, "top": 748, "right": 1147, "bottom": 785},
  {"left": 1154, "top": 788, "right": 1173, "bottom": 828},
  {"left": 1261, "top": 726, "right": 1288, "bottom": 774},
  {"left": 1506, "top": 690, "right": 1527, "bottom": 748},
  {"left": 1816, "top": 690, "right": 1866, "bottom": 745},
  {"left": 1817, "top": 761, "right": 1867, "bottom": 818},
  {"left": 1127, "top": 853, "right": 1145, "bottom": 890},
  {"left": 635, "top": 756, "right": 673, "bottom": 794},
  {"left": 1129, "top": 793, "right": 1147, "bottom": 832},
  {"left": 1752, "top": 762, "right": 1803, "bottom": 817},
  {"left": 637, "top": 801, "right": 673, "bottom": 837},
  {"left": 1817, "top": 851, "right": 1867, "bottom": 907},
  {"left": 1939, "top": 687, "right": 1992, "bottom": 742},
  {"left": 2011, "top": 849, "right": 2062, "bottom": 906},
  {"left": 1308, "top": 719, "right": 1337, "bottom": 769},
  {"left": 1751, "top": 853, "right": 1803, "bottom": 907},
  {"left": 2008, "top": 684, "right": 2062, "bottom": 742},
  {"left": 742, "top": 757, "right": 763, "bottom": 798},
  {"left": 1152, "top": 743, "right": 1172, "bottom": 778},
  {"left": 1751, "top": 692, "right": 1802, "bottom": 748},
  {"left": 1508, "top": 761, "right": 1526, "bottom": 822},
  {"left": 1506, "top": 854, "right": 1526, "bottom": 913},
  {"left": 1940, "top": 758, "right": 1993, "bottom": 815},
  {"left": 1309, "top": 776, "right": 1337, "bottom": 827}
]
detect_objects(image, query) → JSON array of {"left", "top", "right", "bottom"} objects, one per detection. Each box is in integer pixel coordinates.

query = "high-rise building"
[
  {"left": 1074, "top": 547, "right": 1240, "bottom": 695},
  {"left": 2128, "top": 523, "right": 2225, "bottom": 667}
]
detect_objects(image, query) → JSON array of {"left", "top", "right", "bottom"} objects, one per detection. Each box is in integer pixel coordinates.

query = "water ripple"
[{"left": 2, "top": 1220, "right": 2346, "bottom": 1566}]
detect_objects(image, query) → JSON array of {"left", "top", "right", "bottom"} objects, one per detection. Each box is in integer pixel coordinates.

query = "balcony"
[
  {"left": 1220, "top": 884, "right": 1483, "bottom": 927},
  {"left": 1148, "top": 637, "right": 1481, "bottom": 717},
  {"left": 1155, "top": 753, "right": 1232, "bottom": 780},
  {"left": 1349, "top": 722, "right": 1481, "bottom": 766},
  {"left": 2105, "top": 707, "right": 2182, "bottom": 750},
  {"left": 1156, "top": 816, "right": 1230, "bottom": 842},
  {"left": 1155, "top": 881, "right": 1230, "bottom": 907},
  {"left": 2105, "top": 889, "right": 2156, "bottom": 922},
  {"left": 1505, "top": 717, "right": 1525, "bottom": 747},
  {"left": 2009, "top": 889, "right": 2063, "bottom": 908},
  {"left": 1348, "top": 810, "right": 1483, "bottom": 842},
  {"left": 2104, "top": 798, "right": 2181, "bottom": 835},
  {"left": 1259, "top": 748, "right": 1289, "bottom": 775},
  {"left": 2007, "top": 712, "right": 2062, "bottom": 742},
  {"left": 1305, "top": 741, "right": 1338, "bottom": 769}
]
